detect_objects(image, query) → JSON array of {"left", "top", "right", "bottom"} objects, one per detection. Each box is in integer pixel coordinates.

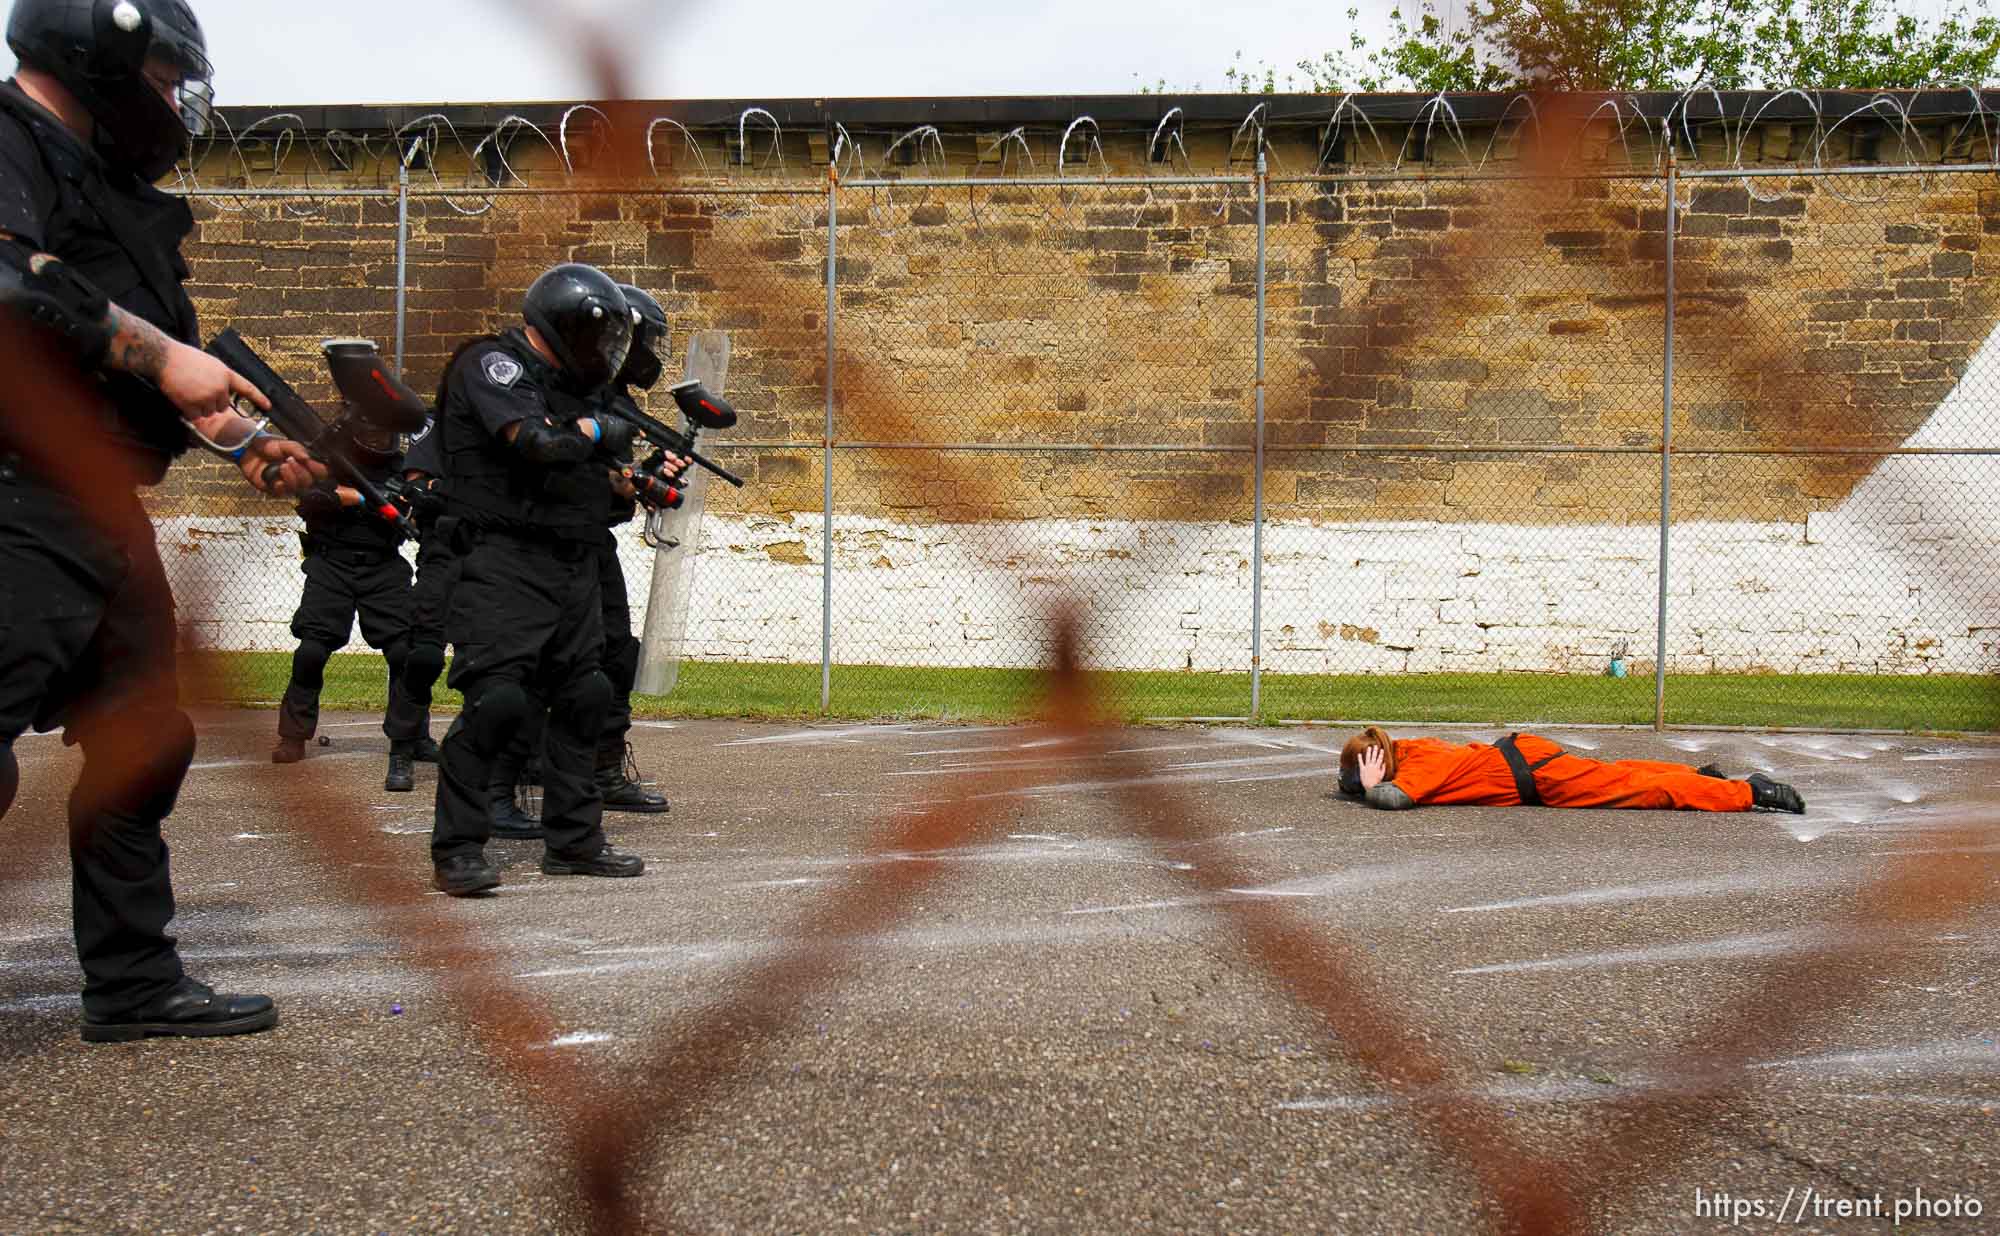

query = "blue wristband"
[
  {"left": 588, "top": 420, "right": 601, "bottom": 443},
  {"left": 226, "top": 429, "right": 271, "bottom": 464}
]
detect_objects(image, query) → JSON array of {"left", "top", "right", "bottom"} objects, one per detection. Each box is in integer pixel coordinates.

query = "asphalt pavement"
[{"left": 3, "top": 713, "right": 1995, "bottom": 1234}]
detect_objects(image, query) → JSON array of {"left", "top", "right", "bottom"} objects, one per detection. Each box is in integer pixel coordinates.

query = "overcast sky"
[
  {"left": 10, "top": 0, "right": 1967, "bottom": 107},
  {"left": 8, "top": 0, "right": 1420, "bottom": 106}
]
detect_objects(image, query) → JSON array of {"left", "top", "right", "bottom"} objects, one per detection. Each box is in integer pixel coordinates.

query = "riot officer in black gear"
[
  {"left": 386, "top": 414, "right": 451, "bottom": 778},
  {"left": 270, "top": 400, "right": 436, "bottom": 791},
  {"left": 0, "top": 0, "right": 318, "bottom": 1040},
  {"left": 397, "top": 412, "right": 543, "bottom": 838},
  {"left": 594, "top": 282, "right": 684, "bottom": 812},
  {"left": 428, "top": 262, "right": 646, "bottom": 896},
  {"left": 478, "top": 283, "right": 687, "bottom": 833}
]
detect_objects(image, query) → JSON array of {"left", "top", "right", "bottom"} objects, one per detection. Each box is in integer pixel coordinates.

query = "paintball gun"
[
  {"left": 618, "top": 378, "right": 744, "bottom": 507},
  {"left": 382, "top": 472, "right": 445, "bottom": 524},
  {"left": 207, "top": 329, "right": 424, "bottom": 539}
]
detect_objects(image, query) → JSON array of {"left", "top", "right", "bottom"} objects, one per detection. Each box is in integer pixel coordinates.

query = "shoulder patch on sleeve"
[{"left": 482, "top": 352, "right": 524, "bottom": 388}]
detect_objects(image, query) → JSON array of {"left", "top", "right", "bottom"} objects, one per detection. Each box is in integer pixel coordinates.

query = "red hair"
[{"left": 1337, "top": 726, "right": 1396, "bottom": 794}]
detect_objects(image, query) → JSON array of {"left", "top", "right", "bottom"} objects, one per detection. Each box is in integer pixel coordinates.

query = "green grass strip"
[{"left": 185, "top": 652, "right": 1997, "bottom": 734}]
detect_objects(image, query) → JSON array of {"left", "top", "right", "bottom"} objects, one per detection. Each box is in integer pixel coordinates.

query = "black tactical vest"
[
  {"left": 0, "top": 82, "right": 201, "bottom": 478},
  {"left": 438, "top": 329, "right": 613, "bottom": 542}
]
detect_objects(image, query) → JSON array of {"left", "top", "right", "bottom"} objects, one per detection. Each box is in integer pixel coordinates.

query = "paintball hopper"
[
  {"left": 207, "top": 328, "right": 418, "bottom": 538},
  {"left": 668, "top": 378, "right": 737, "bottom": 430},
  {"left": 323, "top": 339, "right": 428, "bottom": 433}
]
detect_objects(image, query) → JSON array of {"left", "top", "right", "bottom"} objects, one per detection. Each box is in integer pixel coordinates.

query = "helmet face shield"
[
  {"left": 564, "top": 302, "right": 633, "bottom": 391},
  {"left": 614, "top": 283, "right": 669, "bottom": 390},
  {"left": 523, "top": 263, "right": 634, "bottom": 391},
  {"left": 619, "top": 339, "right": 663, "bottom": 391},
  {"left": 349, "top": 423, "right": 400, "bottom": 460},
  {"left": 142, "top": 49, "right": 213, "bottom": 138},
  {"left": 175, "top": 73, "right": 214, "bottom": 138}
]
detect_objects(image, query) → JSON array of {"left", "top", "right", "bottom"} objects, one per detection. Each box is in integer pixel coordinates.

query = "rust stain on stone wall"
[{"left": 161, "top": 166, "right": 1999, "bottom": 529}]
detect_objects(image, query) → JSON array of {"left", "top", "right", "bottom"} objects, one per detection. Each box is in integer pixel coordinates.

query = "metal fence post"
[
  {"left": 1251, "top": 156, "right": 1267, "bottom": 722},
  {"left": 822, "top": 166, "right": 837, "bottom": 715},
  {"left": 393, "top": 157, "right": 409, "bottom": 374},
  {"left": 1654, "top": 150, "right": 1677, "bottom": 732}
]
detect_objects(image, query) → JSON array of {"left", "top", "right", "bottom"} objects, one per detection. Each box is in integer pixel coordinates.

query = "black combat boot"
[
  {"left": 541, "top": 844, "right": 645, "bottom": 878},
  {"left": 384, "top": 743, "right": 416, "bottom": 793},
  {"left": 486, "top": 742, "right": 543, "bottom": 839},
  {"left": 433, "top": 852, "right": 501, "bottom": 897},
  {"left": 412, "top": 735, "right": 442, "bottom": 764},
  {"left": 82, "top": 977, "right": 278, "bottom": 1043},
  {"left": 1746, "top": 772, "right": 1806, "bottom": 814},
  {"left": 487, "top": 779, "right": 545, "bottom": 840},
  {"left": 595, "top": 742, "right": 669, "bottom": 814},
  {"left": 271, "top": 737, "right": 305, "bottom": 764}
]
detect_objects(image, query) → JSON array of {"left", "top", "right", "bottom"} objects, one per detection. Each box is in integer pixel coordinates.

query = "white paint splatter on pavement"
[
  {"left": 548, "top": 1031, "right": 613, "bottom": 1047},
  {"left": 1442, "top": 869, "right": 1854, "bottom": 914},
  {"left": 1453, "top": 929, "right": 1812, "bottom": 975}
]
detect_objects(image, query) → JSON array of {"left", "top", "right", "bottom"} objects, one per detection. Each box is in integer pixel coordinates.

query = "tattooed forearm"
[{"left": 103, "top": 303, "right": 173, "bottom": 382}]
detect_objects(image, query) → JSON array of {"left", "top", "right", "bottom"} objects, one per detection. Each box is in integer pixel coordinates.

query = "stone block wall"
[
  {"left": 161, "top": 174, "right": 1998, "bottom": 521},
  {"left": 148, "top": 169, "right": 1999, "bottom": 675}
]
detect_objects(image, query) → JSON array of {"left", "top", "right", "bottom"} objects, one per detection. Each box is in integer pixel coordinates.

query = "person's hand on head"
[{"left": 1358, "top": 744, "right": 1387, "bottom": 791}]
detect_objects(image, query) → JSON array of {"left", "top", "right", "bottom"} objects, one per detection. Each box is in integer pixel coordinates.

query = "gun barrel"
[
  {"left": 684, "top": 449, "right": 744, "bottom": 488},
  {"left": 620, "top": 400, "right": 746, "bottom": 487}
]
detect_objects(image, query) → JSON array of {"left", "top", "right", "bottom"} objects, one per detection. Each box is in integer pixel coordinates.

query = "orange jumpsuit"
[{"left": 1388, "top": 734, "right": 1754, "bottom": 812}]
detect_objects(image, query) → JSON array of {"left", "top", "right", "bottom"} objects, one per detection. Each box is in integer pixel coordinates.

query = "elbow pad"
[
  {"left": 1363, "top": 783, "right": 1417, "bottom": 811},
  {"left": 0, "top": 247, "right": 115, "bottom": 368},
  {"left": 510, "top": 416, "right": 595, "bottom": 465}
]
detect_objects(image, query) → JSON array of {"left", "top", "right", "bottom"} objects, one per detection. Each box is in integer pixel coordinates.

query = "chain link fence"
[{"left": 151, "top": 164, "right": 2000, "bottom": 731}]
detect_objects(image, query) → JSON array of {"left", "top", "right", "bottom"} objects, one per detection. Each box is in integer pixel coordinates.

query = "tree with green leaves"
[{"left": 1190, "top": 0, "right": 2000, "bottom": 93}]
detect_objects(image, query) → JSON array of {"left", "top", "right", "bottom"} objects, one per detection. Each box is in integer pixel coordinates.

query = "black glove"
[
  {"left": 297, "top": 482, "right": 343, "bottom": 521},
  {"left": 595, "top": 412, "right": 639, "bottom": 462},
  {"left": 409, "top": 476, "right": 445, "bottom": 520}
]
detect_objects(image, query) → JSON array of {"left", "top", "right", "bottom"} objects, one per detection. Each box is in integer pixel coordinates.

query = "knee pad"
[
  {"left": 551, "top": 670, "right": 613, "bottom": 741},
  {"left": 464, "top": 680, "right": 530, "bottom": 757},
  {"left": 0, "top": 742, "right": 17, "bottom": 821},
  {"left": 75, "top": 710, "right": 196, "bottom": 823},
  {"left": 289, "top": 639, "right": 336, "bottom": 690},
  {"left": 403, "top": 642, "right": 445, "bottom": 693}
]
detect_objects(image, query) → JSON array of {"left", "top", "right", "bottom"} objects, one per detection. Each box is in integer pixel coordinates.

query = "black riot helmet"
[
  {"left": 522, "top": 263, "right": 632, "bottom": 391},
  {"left": 7, "top": 0, "right": 216, "bottom": 181},
  {"left": 615, "top": 282, "right": 669, "bottom": 391}
]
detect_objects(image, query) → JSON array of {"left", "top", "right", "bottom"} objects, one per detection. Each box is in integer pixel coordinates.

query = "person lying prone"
[{"left": 1336, "top": 726, "right": 1805, "bottom": 814}]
